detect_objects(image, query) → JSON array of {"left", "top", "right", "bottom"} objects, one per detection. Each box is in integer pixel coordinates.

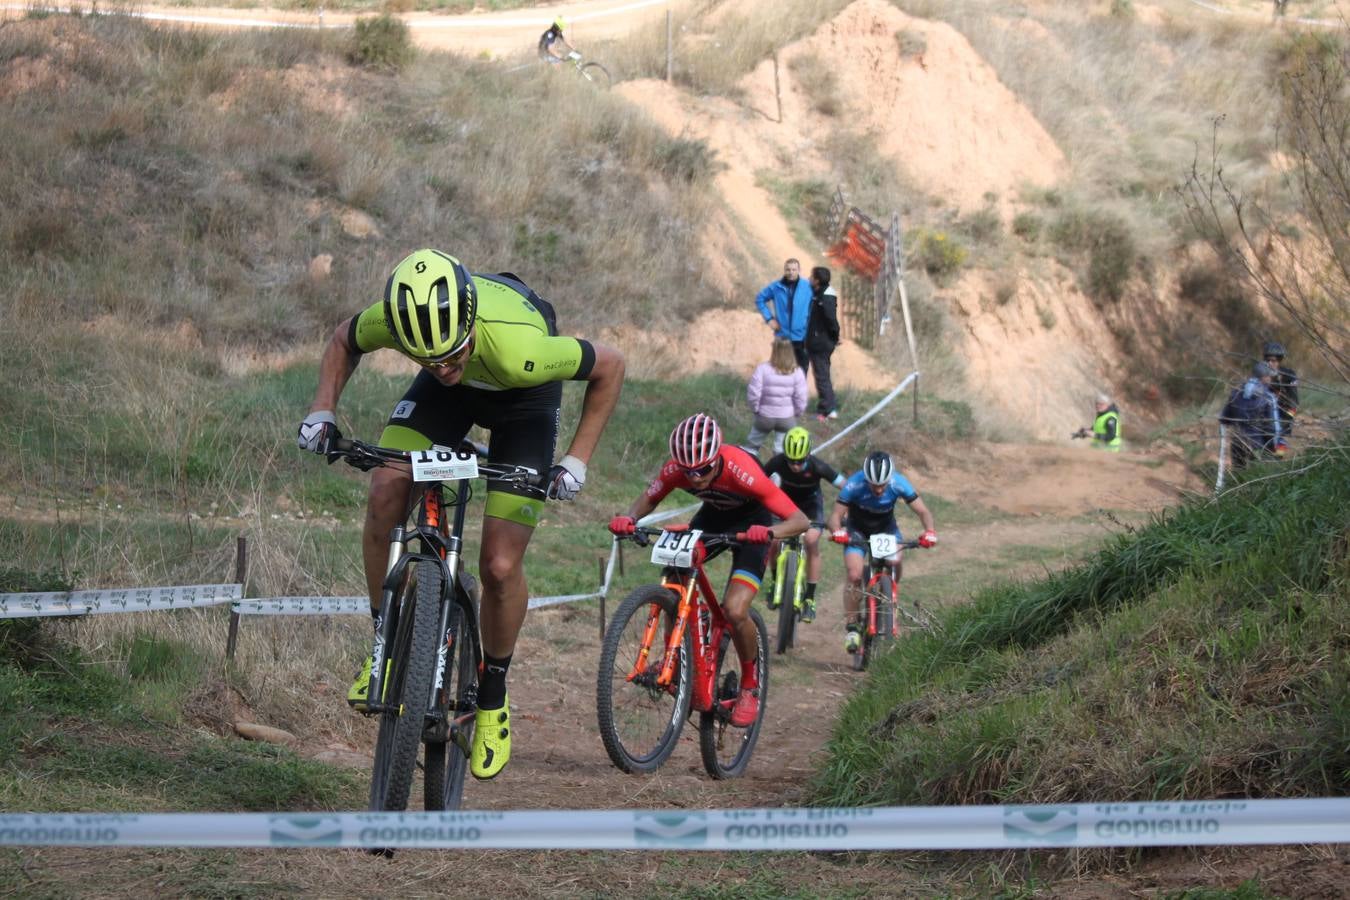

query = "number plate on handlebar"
[
  {"left": 651, "top": 529, "right": 702, "bottom": 567},
  {"left": 411, "top": 446, "right": 479, "bottom": 482},
  {"left": 868, "top": 533, "right": 899, "bottom": 558}
]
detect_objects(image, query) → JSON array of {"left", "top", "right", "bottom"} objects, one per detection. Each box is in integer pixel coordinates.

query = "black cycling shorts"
[
  {"left": 383, "top": 374, "right": 561, "bottom": 501},
  {"left": 689, "top": 503, "right": 773, "bottom": 582}
]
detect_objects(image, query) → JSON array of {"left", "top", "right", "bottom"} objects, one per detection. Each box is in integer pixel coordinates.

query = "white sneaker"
[{"left": 827, "top": 410, "right": 839, "bottom": 420}]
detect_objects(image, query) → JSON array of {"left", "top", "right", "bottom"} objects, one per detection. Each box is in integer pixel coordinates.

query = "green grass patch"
[{"left": 813, "top": 441, "right": 1350, "bottom": 808}]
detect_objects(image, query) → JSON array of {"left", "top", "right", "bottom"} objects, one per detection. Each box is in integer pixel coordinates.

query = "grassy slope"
[{"left": 813, "top": 443, "right": 1350, "bottom": 808}]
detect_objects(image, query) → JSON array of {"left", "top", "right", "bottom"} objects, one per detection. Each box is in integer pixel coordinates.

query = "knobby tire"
[
  {"left": 596, "top": 585, "right": 691, "bottom": 773},
  {"left": 699, "top": 608, "right": 768, "bottom": 779},
  {"left": 423, "top": 578, "right": 477, "bottom": 811},
  {"left": 579, "top": 61, "right": 612, "bottom": 87},
  {"left": 369, "top": 559, "right": 441, "bottom": 813}
]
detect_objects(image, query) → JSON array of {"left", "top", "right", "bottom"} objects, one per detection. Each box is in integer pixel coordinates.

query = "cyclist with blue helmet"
[{"left": 827, "top": 450, "right": 937, "bottom": 655}]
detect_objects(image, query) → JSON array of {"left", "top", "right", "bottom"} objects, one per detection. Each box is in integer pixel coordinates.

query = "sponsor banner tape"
[
  {"left": 234, "top": 597, "right": 370, "bottom": 617},
  {"left": 0, "top": 585, "right": 240, "bottom": 619},
  {"left": 2, "top": 800, "right": 1348, "bottom": 850}
]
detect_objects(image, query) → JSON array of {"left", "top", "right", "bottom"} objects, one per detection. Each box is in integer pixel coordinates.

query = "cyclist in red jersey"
[{"left": 610, "top": 414, "right": 808, "bottom": 727}]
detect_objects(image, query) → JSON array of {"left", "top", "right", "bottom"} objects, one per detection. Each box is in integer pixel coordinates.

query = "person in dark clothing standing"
[
  {"left": 755, "top": 258, "right": 814, "bottom": 372},
  {"left": 1220, "top": 361, "right": 1282, "bottom": 471},
  {"left": 1262, "top": 341, "right": 1298, "bottom": 456},
  {"left": 805, "top": 266, "right": 841, "bottom": 421}
]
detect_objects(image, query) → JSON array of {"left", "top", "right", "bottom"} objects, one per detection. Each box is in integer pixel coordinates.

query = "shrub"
[
  {"left": 958, "top": 205, "right": 1002, "bottom": 243},
  {"left": 895, "top": 28, "right": 927, "bottom": 57},
  {"left": 1048, "top": 209, "right": 1136, "bottom": 303},
  {"left": 909, "top": 228, "right": 968, "bottom": 282},
  {"left": 1012, "top": 212, "right": 1042, "bottom": 241},
  {"left": 654, "top": 135, "right": 721, "bottom": 184},
  {"left": 347, "top": 13, "right": 413, "bottom": 71}
]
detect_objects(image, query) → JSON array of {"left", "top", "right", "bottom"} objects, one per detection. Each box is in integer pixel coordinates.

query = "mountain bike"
[
  {"left": 767, "top": 522, "right": 825, "bottom": 655},
  {"left": 568, "top": 50, "right": 612, "bottom": 87},
  {"left": 831, "top": 531, "right": 936, "bottom": 671},
  {"left": 328, "top": 437, "right": 542, "bottom": 813},
  {"left": 597, "top": 526, "right": 769, "bottom": 779}
]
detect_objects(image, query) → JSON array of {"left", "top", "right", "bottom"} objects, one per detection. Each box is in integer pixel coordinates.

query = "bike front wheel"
[
  {"left": 423, "top": 575, "right": 478, "bottom": 811},
  {"left": 596, "top": 584, "right": 692, "bottom": 773},
  {"left": 775, "top": 549, "right": 800, "bottom": 655},
  {"left": 579, "top": 61, "right": 612, "bottom": 87},
  {"left": 369, "top": 559, "right": 441, "bottom": 812},
  {"left": 699, "top": 608, "right": 768, "bottom": 779}
]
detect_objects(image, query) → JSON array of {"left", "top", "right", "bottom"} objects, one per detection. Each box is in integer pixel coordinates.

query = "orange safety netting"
[{"left": 826, "top": 207, "right": 887, "bottom": 280}]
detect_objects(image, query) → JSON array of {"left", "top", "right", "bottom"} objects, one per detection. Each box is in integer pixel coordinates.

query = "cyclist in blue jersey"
[{"left": 826, "top": 451, "right": 937, "bottom": 654}]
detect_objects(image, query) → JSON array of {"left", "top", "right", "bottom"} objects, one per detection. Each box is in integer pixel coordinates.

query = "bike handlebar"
[
  {"left": 327, "top": 437, "right": 546, "bottom": 488},
  {"left": 617, "top": 525, "right": 759, "bottom": 548},
  {"left": 829, "top": 530, "right": 924, "bottom": 551}
]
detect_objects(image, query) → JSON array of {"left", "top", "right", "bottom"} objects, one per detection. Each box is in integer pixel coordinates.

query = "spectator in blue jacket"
[
  {"left": 755, "top": 258, "right": 814, "bottom": 371},
  {"left": 1219, "top": 361, "right": 1282, "bottom": 471}
]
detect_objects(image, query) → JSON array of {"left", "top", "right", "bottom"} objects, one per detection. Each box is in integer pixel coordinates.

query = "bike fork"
[{"left": 367, "top": 526, "right": 408, "bottom": 710}]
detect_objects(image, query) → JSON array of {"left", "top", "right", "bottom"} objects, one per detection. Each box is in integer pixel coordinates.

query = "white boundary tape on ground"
[
  {"left": 2, "top": 798, "right": 1348, "bottom": 850},
  {"left": 0, "top": 585, "right": 240, "bottom": 619},
  {"left": 815, "top": 370, "right": 918, "bottom": 454}
]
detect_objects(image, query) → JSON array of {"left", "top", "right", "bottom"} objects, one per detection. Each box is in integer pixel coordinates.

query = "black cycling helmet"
[
  {"left": 1262, "top": 340, "right": 1286, "bottom": 360},
  {"left": 863, "top": 451, "right": 893, "bottom": 486}
]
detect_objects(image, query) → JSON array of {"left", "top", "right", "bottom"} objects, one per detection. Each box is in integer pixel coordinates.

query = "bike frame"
[
  {"left": 771, "top": 536, "right": 808, "bottom": 613},
  {"left": 629, "top": 541, "right": 733, "bottom": 715},
  {"left": 860, "top": 554, "right": 900, "bottom": 639},
  {"left": 365, "top": 476, "right": 481, "bottom": 739}
]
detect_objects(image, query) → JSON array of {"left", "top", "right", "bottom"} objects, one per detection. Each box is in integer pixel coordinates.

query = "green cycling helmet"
[
  {"left": 783, "top": 426, "right": 811, "bottom": 461},
  {"left": 383, "top": 249, "right": 477, "bottom": 362}
]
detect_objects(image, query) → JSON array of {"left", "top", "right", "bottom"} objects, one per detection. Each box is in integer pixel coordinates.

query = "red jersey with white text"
[{"left": 644, "top": 445, "right": 800, "bottom": 519}]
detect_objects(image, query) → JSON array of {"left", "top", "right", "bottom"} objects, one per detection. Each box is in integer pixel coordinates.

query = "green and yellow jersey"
[{"left": 347, "top": 273, "right": 595, "bottom": 389}]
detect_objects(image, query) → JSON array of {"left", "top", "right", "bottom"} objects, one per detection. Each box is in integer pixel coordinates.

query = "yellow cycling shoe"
[
  {"left": 470, "top": 696, "right": 511, "bottom": 780},
  {"left": 347, "top": 656, "right": 392, "bottom": 712}
]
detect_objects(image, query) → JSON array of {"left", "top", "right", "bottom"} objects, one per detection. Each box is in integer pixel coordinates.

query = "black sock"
[
  {"left": 478, "top": 652, "right": 512, "bottom": 710},
  {"left": 805, "top": 582, "right": 817, "bottom": 601}
]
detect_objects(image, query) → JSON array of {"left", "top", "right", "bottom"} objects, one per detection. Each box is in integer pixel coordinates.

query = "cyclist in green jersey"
[{"left": 297, "top": 249, "right": 625, "bottom": 780}]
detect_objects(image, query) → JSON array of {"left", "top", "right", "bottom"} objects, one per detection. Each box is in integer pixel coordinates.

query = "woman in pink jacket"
[{"left": 745, "top": 339, "right": 808, "bottom": 457}]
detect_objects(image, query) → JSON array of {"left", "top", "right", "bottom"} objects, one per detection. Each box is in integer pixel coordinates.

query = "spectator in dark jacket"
[
  {"left": 1262, "top": 341, "right": 1298, "bottom": 455},
  {"left": 805, "top": 266, "right": 841, "bottom": 420},
  {"left": 755, "top": 258, "right": 814, "bottom": 371},
  {"left": 1220, "top": 361, "right": 1282, "bottom": 470}
]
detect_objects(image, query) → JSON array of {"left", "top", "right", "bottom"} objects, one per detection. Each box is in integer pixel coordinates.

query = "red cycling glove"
[
  {"left": 918, "top": 530, "right": 938, "bottom": 548},
  {"left": 608, "top": 515, "right": 637, "bottom": 536},
  {"left": 743, "top": 525, "right": 774, "bottom": 544}
]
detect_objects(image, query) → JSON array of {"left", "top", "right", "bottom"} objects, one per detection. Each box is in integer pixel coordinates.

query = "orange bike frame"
[{"left": 627, "top": 551, "right": 725, "bottom": 712}]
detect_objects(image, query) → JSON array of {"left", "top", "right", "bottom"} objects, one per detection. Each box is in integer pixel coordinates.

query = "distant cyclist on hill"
[
  {"left": 538, "top": 15, "right": 579, "bottom": 64},
  {"left": 761, "top": 426, "right": 846, "bottom": 624},
  {"left": 610, "top": 414, "right": 808, "bottom": 727},
  {"left": 827, "top": 451, "right": 937, "bottom": 655},
  {"left": 297, "top": 249, "right": 625, "bottom": 781}
]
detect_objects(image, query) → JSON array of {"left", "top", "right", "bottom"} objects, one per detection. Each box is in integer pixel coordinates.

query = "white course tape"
[
  {"left": 234, "top": 596, "right": 369, "bottom": 616},
  {"left": 816, "top": 371, "right": 918, "bottom": 454},
  {"left": 3, "top": 799, "right": 1348, "bottom": 850},
  {"left": 0, "top": 584, "right": 240, "bottom": 619}
]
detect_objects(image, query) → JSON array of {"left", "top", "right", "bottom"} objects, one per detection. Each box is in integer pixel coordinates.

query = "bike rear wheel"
[
  {"left": 699, "top": 608, "right": 768, "bottom": 779},
  {"left": 369, "top": 559, "right": 441, "bottom": 812},
  {"left": 423, "top": 576, "right": 478, "bottom": 811},
  {"left": 775, "top": 549, "right": 800, "bottom": 655},
  {"left": 596, "top": 584, "right": 691, "bottom": 773},
  {"left": 579, "top": 61, "right": 611, "bottom": 87}
]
